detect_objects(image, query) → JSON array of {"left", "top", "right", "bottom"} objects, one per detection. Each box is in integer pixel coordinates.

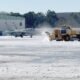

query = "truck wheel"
[
  {"left": 20, "top": 34, "right": 23, "bottom": 38},
  {"left": 62, "top": 35, "right": 70, "bottom": 41},
  {"left": 66, "top": 35, "right": 70, "bottom": 41},
  {"left": 77, "top": 34, "right": 80, "bottom": 41}
]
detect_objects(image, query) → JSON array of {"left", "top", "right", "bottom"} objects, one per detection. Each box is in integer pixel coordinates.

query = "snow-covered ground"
[{"left": 0, "top": 35, "right": 80, "bottom": 80}]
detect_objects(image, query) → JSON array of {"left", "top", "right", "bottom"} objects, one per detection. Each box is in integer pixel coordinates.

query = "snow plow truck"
[{"left": 46, "top": 25, "right": 80, "bottom": 41}]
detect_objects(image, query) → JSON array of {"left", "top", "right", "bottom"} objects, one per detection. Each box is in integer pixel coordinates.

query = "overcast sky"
[{"left": 0, "top": 0, "right": 80, "bottom": 14}]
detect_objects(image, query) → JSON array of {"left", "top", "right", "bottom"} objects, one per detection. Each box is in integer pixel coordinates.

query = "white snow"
[{"left": 0, "top": 36, "right": 80, "bottom": 80}]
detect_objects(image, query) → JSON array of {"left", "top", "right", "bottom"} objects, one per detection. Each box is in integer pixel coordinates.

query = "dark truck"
[{"left": 9, "top": 28, "right": 35, "bottom": 38}]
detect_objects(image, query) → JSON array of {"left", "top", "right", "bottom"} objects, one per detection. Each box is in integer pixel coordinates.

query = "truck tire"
[
  {"left": 20, "top": 34, "right": 23, "bottom": 38},
  {"left": 62, "top": 35, "right": 70, "bottom": 41},
  {"left": 77, "top": 34, "right": 80, "bottom": 41}
]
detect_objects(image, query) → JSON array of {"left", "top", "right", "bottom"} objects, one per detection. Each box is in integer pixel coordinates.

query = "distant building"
[{"left": 0, "top": 13, "right": 25, "bottom": 35}]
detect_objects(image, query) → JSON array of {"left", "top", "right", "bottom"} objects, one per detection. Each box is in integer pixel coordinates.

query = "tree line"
[{"left": 10, "top": 10, "right": 59, "bottom": 28}]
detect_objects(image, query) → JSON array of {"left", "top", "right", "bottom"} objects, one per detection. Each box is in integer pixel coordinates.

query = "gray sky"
[{"left": 0, "top": 0, "right": 80, "bottom": 14}]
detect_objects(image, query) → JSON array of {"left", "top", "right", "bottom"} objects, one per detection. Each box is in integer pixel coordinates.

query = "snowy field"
[{"left": 0, "top": 35, "right": 80, "bottom": 80}]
